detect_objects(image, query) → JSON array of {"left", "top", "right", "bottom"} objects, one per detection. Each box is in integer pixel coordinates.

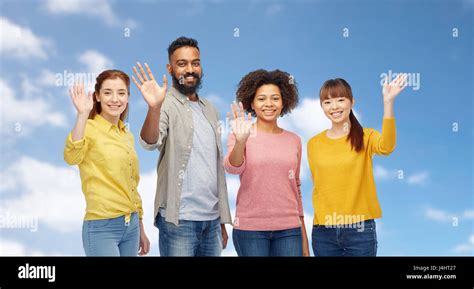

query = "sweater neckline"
[{"left": 322, "top": 130, "right": 348, "bottom": 143}]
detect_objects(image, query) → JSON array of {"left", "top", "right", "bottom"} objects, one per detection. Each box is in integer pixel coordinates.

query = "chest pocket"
[{"left": 92, "top": 135, "right": 135, "bottom": 178}]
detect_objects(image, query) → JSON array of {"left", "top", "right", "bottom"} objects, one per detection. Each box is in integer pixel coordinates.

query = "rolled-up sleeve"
[
  {"left": 64, "top": 133, "right": 88, "bottom": 165},
  {"left": 139, "top": 105, "right": 169, "bottom": 151},
  {"left": 223, "top": 133, "right": 246, "bottom": 174}
]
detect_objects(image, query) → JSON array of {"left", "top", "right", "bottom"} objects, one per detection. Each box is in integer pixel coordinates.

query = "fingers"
[
  {"left": 133, "top": 64, "right": 145, "bottom": 84},
  {"left": 138, "top": 241, "right": 150, "bottom": 256},
  {"left": 238, "top": 102, "right": 245, "bottom": 119},
  {"left": 391, "top": 73, "right": 407, "bottom": 87},
  {"left": 73, "top": 82, "right": 79, "bottom": 97},
  {"left": 230, "top": 102, "right": 238, "bottom": 120},
  {"left": 131, "top": 75, "right": 142, "bottom": 90},
  {"left": 247, "top": 112, "right": 252, "bottom": 122},
  {"left": 137, "top": 62, "right": 149, "bottom": 81},
  {"left": 144, "top": 63, "right": 155, "bottom": 81},
  {"left": 395, "top": 73, "right": 407, "bottom": 88}
]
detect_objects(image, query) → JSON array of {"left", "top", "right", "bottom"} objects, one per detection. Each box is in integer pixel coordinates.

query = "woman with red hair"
[{"left": 64, "top": 69, "right": 153, "bottom": 256}]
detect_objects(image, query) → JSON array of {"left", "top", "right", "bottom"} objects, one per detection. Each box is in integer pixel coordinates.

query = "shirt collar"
[
  {"left": 94, "top": 114, "right": 126, "bottom": 132},
  {"left": 169, "top": 86, "right": 207, "bottom": 106}
]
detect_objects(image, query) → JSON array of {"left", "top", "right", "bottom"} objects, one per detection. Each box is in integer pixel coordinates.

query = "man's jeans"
[{"left": 156, "top": 213, "right": 222, "bottom": 256}]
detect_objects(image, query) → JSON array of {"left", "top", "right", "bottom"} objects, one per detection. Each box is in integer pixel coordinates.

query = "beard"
[{"left": 171, "top": 70, "right": 203, "bottom": 95}]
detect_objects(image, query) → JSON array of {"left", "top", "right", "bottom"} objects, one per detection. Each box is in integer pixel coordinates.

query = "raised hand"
[
  {"left": 228, "top": 101, "right": 253, "bottom": 144},
  {"left": 383, "top": 73, "right": 408, "bottom": 103},
  {"left": 69, "top": 82, "right": 93, "bottom": 115},
  {"left": 132, "top": 62, "right": 168, "bottom": 109}
]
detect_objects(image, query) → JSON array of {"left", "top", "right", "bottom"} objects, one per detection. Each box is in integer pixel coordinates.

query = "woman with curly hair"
[{"left": 223, "top": 69, "right": 309, "bottom": 256}]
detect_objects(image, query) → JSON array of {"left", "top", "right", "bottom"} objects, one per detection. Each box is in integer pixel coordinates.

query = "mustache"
[{"left": 178, "top": 72, "right": 200, "bottom": 80}]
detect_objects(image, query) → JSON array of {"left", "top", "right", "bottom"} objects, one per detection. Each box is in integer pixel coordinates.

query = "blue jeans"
[
  {"left": 311, "top": 219, "right": 377, "bottom": 256},
  {"left": 232, "top": 227, "right": 303, "bottom": 256},
  {"left": 156, "top": 213, "right": 222, "bottom": 256},
  {"left": 82, "top": 213, "right": 139, "bottom": 256}
]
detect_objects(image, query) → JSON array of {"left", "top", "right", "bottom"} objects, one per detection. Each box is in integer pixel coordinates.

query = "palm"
[
  {"left": 69, "top": 83, "right": 93, "bottom": 114},
  {"left": 229, "top": 102, "right": 253, "bottom": 143},
  {"left": 383, "top": 73, "right": 408, "bottom": 102},
  {"left": 141, "top": 80, "right": 166, "bottom": 106},
  {"left": 132, "top": 62, "right": 168, "bottom": 108}
]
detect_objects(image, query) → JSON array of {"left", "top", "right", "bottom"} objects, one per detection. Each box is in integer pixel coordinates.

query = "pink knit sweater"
[{"left": 224, "top": 129, "right": 304, "bottom": 231}]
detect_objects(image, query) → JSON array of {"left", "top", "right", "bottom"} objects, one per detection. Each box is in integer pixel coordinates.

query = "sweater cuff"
[{"left": 223, "top": 156, "right": 245, "bottom": 175}]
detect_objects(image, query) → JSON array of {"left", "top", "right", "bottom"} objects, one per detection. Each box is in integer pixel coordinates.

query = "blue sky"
[{"left": 0, "top": 0, "right": 472, "bottom": 256}]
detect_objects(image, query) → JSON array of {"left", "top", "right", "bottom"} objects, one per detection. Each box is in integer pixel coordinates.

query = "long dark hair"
[{"left": 319, "top": 78, "right": 364, "bottom": 152}]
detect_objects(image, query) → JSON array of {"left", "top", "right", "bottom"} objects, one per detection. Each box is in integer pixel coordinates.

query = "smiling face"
[
  {"left": 319, "top": 78, "right": 355, "bottom": 126},
  {"left": 167, "top": 46, "right": 202, "bottom": 95},
  {"left": 321, "top": 95, "right": 353, "bottom": 124},
  {"left": 251, "top": 84, "right": 283, "bottom": 123},
  {"left": 96, "top": 78, "right": 129, "bottom": 124}
]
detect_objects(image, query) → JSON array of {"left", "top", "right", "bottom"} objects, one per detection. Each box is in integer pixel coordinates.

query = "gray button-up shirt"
[{"left": 139, "top": 87, "right": 232, "bottom": 226}]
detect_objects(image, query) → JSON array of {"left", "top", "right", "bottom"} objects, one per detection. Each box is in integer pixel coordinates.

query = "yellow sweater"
[{"left": 307, "top": 118, "right": 396, "bottom": 225}]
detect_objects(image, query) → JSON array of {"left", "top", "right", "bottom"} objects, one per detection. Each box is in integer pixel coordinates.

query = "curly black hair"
[
  {"left": 168, "top": 36, "right": 199, "bottom": 60},
  {"left": 236, "top": 69, "right": 299, "bottom": 117}
]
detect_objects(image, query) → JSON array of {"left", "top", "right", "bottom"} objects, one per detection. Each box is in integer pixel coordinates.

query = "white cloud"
[
  {"left": 423, "top": 206, "right": 474, "bottom": 224},
  {"left": 279, "top": 97, "right": 331, "bottom": 140},
  {"left": 374, "top": 165, "right": 389, "bottom": 179},
  {"left": 136, "top": 170, "right": 159, "bottom": 255},
  {"left": 463, "top": 210, "right": 474, "bottom": 219},
  {"left": 43, "top": 0, "right": 137, "bottom": 28},
  {"left": 452, "top": 234, "right": 474, "bottom": 255},
  {"left": 0, "top": 156, "right": 85, "bottom": 233},
  {"left": 78, "top": 50, "right": 114, "bottom": 75},
  {"left": 225, "top": 175, "right": 240, "bottom": 205},
  {"left": 0, "top": 157, "right": 161, "bottom": 255},
  {"left": 424, "top": 207, "right": 456, "bottom": 223},
  {"left": 0, "top": 79, "right": 68, "bottom": 136},
  {"left": 0, "top": 239, "right": 45, "bottom": 256},
  {"left": 407, "top": 171, "right": 429, "bottom": 185},
  {"left": 37, "top": 69, "right": 59, "bottom": 87},
  {"left": 0, "top": 17, "right": 52, "bottom": 60}
]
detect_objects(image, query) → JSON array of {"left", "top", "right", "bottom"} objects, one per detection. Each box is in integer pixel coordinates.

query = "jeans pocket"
[{"left": 89, "top": 218, "right": 111, "bottom": 229}]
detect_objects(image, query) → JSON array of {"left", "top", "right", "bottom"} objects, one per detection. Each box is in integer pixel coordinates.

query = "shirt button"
[
  {"left": 178, "top": 183, "right": 181, "bottom": 186},
  {"left": 182, "top": 164, "right": 185, "bottom": 167},
  {"left": 190, "top": 126, "right": 193, "bottom": 129},
  {"left": 187, "top": 146, "right": 191, "bottom": 149},
  {"left": 187, "top": 109, "right": 190, "bottom": 112}
]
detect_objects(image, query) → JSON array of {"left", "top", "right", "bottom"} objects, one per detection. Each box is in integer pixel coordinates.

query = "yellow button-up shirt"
[{"left": 64, "top": 114, "right": 143, "bottom": 222}]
